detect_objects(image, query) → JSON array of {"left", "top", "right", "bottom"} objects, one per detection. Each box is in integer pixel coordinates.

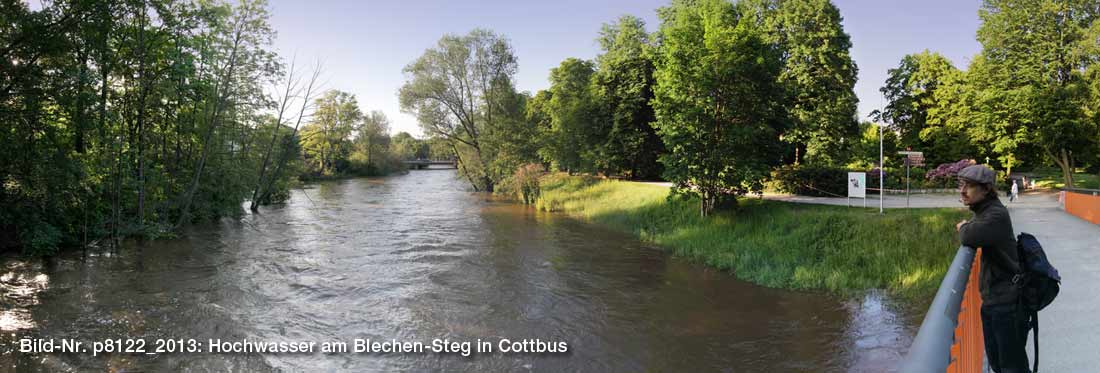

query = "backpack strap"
[{"left": 1033, "top": 310, "right": 1039, "bottom": 373}]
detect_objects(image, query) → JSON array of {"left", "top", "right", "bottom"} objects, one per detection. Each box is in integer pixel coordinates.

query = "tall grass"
[{"left": 536, "top": 173, "right": 970, "bottom": 299}]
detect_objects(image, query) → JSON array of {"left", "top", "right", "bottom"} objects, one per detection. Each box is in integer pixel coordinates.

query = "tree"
[
  {"left": 399, "top": 29, "right": 519, "bottom": 192},
  {"left": 483, "top": 87, "right": 540, "bottom": 182},
  {"left": 540, "top": 57, "right": 602, "bottom": 173},
  {"left": 301, "top": 89, "right": 361, "bottom": 175},
  {"left": 0, "top": 0, "right": 290, "bottom": 253},
  {"left": 350, "top": 110, "right": 391, "bottom": 174},
  {"left": 970, "top": 0, "right": 1099, "bottom": 187},
  {"left": 250, "top": 59, "right": 322, "bottom": 211},
  {"left": 749, "top": 0, "right": 859, "bottom": 165},
  {"left": 652, "top": 0, "right": 788, "bottom": 217},
  {"left": 390, "top": 132, "right": 428, "bottom": 160},
  {"left": 591, "top": 15, "right": 664, "bottom": 179},
  {"left": 872, "top": 51, "right": 973, "bottom": 166}
]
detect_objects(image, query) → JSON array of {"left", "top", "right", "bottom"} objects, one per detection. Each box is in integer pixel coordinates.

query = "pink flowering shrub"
[{"left": 925, "top": 159, "right": 976, "bottom": 187}]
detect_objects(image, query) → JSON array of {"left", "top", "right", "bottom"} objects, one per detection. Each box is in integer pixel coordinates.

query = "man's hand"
[{"left": 956, "top": 220, "right": 968, "bottom": 232}]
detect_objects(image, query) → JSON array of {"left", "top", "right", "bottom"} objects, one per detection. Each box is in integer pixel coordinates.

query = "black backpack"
[{"left": 1015, "top": 232, "right": 1061, "bottom": 373}]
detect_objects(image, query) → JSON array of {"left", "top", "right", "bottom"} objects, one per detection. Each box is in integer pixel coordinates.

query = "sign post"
[{"left": 898, "top": 150, "right": 925, "bottom": 209}]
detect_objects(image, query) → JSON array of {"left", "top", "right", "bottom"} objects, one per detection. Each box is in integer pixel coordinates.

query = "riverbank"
[{"left": 535, "top": 174, "right": 969, "bottom": 299}]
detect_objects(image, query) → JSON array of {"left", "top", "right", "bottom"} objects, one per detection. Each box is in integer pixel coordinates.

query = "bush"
[
  {"left": 925, "top": 159, "right": 976, "bottom": 188},
  {"left": 768, "top": 164, "right": 849, "bottom": 197},
  {"left": 510, "top": 164, "right": 543, "bottom": 205}
]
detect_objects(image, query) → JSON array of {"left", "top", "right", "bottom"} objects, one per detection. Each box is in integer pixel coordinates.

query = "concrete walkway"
[
  {"left": 1008, "top": 192, "right": 1100, "bottom": 373},
  {"left": 758, "top": 192, "right": 962, "bottom": 209}
]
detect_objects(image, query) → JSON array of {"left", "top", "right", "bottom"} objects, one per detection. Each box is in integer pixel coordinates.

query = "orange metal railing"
[
  {"left": 947, "top": 247, "right": 984, "bottom": 373},
  {"left": 1064, "top": 189, "right": 1100, "bottom": 224},
  {"left": 901, "top": 246, "right": 984, "bottom": 373}
]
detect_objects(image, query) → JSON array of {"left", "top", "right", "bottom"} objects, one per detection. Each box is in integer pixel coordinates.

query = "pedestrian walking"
[{"left": 1010, "top": 180, "right": 1018, "bottom": 202}]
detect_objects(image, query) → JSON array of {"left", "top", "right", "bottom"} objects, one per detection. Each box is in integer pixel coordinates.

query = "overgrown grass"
[{"left": 536, "top": 173, "right": 970, "bottom": 299}]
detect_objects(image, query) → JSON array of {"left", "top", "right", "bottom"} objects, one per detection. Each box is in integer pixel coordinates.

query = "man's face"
[{"left": 958, "top": 179, "right": 985, "bottom": 206}]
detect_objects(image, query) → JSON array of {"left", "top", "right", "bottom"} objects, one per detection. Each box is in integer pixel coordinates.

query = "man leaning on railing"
[{"left": 955, "top": 164, "right": 1030, "bottom": 373}]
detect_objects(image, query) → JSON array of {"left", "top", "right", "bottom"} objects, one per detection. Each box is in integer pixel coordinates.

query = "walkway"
[{"left": 1010, "top": 192, "right": 1100, "bottom": 373}]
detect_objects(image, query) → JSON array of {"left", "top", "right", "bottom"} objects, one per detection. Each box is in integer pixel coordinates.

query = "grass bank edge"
[{"left": 534, "top": 173, "right": 970, "bottom": 301}]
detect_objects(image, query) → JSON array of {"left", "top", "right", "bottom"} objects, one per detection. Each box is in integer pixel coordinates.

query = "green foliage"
[
  {"left": 590, "top": 15, "right": 665, "bottom": 179},
  {"left": 651, "top": 0, "right": 788, "bottom": 216},
  {"left": 759, "top": 0, "right": 860, "bottom": 165},
  {"left": 399, "top": 29, "right": 522, "bottom": 192},
  {"left": 482, "top": 86, "right": 542, "bottom": 184},
  {"left": 301, "top": 90, "right": 361, "bottom": 176},
  {"left": 872, "top": 51, "right": 975, "bottom": 167},
  {"left": 0, "top": 0, "right": 299, "bottom": 254},
  {"left": 967, "top": 0, "right": 1099, "bottom": 185},
  {"left": 507, "top": 163, "right": 543, "bottom": 205},
  {"left": 537, "top": 175, "right": 969, "bottom": 298},
  {"left": 768, "top": 164, "right": 849, "bottom": 197},
  {"left": 538, "top": 58, "right": 603, "bottom": 173},
  {"left": 848, "top": 121, "right": 900, "bottom": 168}
]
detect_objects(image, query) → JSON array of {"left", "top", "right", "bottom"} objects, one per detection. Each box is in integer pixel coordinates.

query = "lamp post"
[{"left": 879, "top": 122, "right": 884, "bottom": 214}]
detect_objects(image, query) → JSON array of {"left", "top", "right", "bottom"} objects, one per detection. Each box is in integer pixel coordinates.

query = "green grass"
[
  {"left": 1029, "top": 168, "right": 1100, "bottom": 190},
  {"left": 536, "top": 173, "right": 970, "bottom": 299}
]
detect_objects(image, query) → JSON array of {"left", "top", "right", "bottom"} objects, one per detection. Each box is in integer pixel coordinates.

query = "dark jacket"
[{"left": 959, "top": 194, "right": 1020, "bottom": 305}]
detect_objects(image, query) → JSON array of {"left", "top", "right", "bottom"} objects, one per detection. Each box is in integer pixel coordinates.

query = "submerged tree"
[
  {"left": 301, "top": 90, "right": 361, "bottom": 175},
  {"left": 399, "top": 29, "right": 519, "bottom": 192},
  {"left": 0, "top": 0, "right": 294, "bottom": 253}
]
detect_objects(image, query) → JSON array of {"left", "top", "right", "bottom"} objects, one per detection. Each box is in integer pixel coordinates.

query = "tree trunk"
[
  {"left": 74, "top": 51, "right": 89, "bottom": 153},
  {"left": 450, "top": 143, "right": 480, "bottom": 192},
  {"left": 259, "top": 66, "right": 322, "bottom": 205},
  {"left": 1054, "top": 147, "right": 1075, "bottom": 189},
  {"left": 251, "top": 62, "right": 299, "bottom": 211},
  {"left": 175, "top": 13, "right": 248, "bottom": 228},
  {"left": 134, "top": 1, "right": 150, "bottom": 231}
]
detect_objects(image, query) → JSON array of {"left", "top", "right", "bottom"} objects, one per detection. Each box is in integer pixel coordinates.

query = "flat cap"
[{"left": 958, "top": 164, "right": 995, "bottom": 184}]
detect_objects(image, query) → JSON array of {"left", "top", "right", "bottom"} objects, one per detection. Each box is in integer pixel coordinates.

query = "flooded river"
[{"left": 1, "top": 170, "right": 914, "bottom": 371}]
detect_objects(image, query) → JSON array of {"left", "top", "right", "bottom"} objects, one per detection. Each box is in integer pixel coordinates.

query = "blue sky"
[{"left": 267, "top": 0, "right": 984, "bottom": 137}]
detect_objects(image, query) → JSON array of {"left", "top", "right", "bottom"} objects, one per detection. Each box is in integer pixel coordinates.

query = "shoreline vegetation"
[{"left": 533, "top": 174, "right": 969, "bottom": 300}]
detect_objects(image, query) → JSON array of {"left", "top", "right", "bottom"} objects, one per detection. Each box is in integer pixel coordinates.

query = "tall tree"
[
  {"left": 399, "top": 29, "right": 519, "bottom": 192},
  {"left": 301, "top": 89, "right": 361, "bottom": 175},
  {"left": 350, "top": 110, "right": 391, "bottom": 173},
  {"left": 872, "top": 51, "right": 974, "bottom": 166},
  {"left": 652, "top": 0, "right": 788, "bottom": 217},
  {"left": 971, "top": 0, "right": 1099, "bottom": 187},
  {"left": 750, "top": 0, "right": 859, "bottom": 165},
  {"left": 539, "top": 57, "right": 602, "bottom": 173},
  {"left": 591, "top": 15, "right": 664, "bottom": 179},
  {"left": 1, "top": 0, "right": 290, "bottom": 253}
]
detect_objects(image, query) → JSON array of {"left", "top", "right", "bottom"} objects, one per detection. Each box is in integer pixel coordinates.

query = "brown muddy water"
[{"left": 1, "top": 170, "right": 915, "bottom": 372}]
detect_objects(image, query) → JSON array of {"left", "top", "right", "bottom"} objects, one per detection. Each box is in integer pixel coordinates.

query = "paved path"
[
  {"left": 1008, "top": 192, "right": 1100, "bottom": 373},
  {"left": 758, "top": 192, "right": 962, "bottom": 209},
  {"left": 759, "top": 190, "right": 1065, "bottom": 209},
  {"left": 635, "top": 181, "right": 968, "bottom": 209}
]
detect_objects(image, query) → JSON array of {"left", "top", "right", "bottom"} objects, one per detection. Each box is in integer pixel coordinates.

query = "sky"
[{"left": 267, "top": 0, "right": 985, "bottom": 138}]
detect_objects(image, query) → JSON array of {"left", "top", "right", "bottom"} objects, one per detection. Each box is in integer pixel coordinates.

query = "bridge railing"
[{"left": 900, "top": 246, "right": 984, "bottom": 373}]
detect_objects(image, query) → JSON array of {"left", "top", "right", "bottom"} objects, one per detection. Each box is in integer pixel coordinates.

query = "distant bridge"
[{"left": 402, "top": 159, "right": 457, "bottom": 170}]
